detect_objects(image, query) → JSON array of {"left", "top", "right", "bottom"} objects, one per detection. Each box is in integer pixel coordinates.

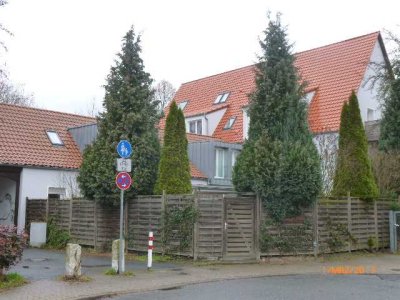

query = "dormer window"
[
  {"left": 178, "top": 101, "right": 188, "bottom": 110},
  {"left": 214, "top": 92, "right": 230, "bottom": 104},
  {"left": 224, "top": 117, "right": 236, "bottom": 129},
  {"left": 46, "top": 131, "right": 63, "bottom": 146},
  {"left": 303, "top": 91, "right": 315, "bottom": 105}
]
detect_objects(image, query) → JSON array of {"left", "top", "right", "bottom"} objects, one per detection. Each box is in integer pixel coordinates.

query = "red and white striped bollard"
[{"left": 147, "top": 231, "right": 154, "bottom": 269}]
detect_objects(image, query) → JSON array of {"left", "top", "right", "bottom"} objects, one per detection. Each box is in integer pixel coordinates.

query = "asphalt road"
[
  {"left": 9, "top": 248, "right": 178, "bottom": 281},
  {"left": 104, "top": 274, "right": 400, "bottom": 300}
]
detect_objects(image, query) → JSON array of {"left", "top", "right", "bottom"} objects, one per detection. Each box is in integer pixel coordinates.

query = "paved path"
[{"left": 1, "top": 249, "right": 400, "bottom": 300}]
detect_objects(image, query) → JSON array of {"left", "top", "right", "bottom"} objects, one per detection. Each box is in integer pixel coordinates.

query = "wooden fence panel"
[
  {"left": 25, "top": 194, "right": 394, "bottom": 259},
  {"left": 127, "top": 196, "right": 163, "bottom": 252},
  {"left": 196, "top": 193, "right": 224, "bottom": 259}
]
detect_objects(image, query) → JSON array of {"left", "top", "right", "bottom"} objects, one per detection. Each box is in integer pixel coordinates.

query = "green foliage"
[
  {"left": 389, "top": 200, "right": 400, "bottom": 211},
  {"left": 379, "top": 33, "right": 400, "bottom": 151},
  {"left": 260, "top": 219, "right": 313, "bottom": 255},
  {"left": 0, "top": 226, "right": 28, "bottom": 276},
  {"left": 233, "top": 14, "right": 321, "bottom": 222},
  {"left": 46, "top": 218, "right": 70, "bottom": 249},
  {"left": 367, "top": 236, "right": 378, "bottom": 251},
  {"left": 78, "top": 27, "right": 160, "bottom": 205},
  {"left": 161, "top": 202, "right": 199, "bottom": 253},
  {"left": 333, "top": 92, "right": 379, "bottom": 198},
  {"left": 325, "top": 217, "right": 357, "bottom": 252},
  {"left": 154, "top": 102, "right": 192, "bottom": 194},
  {"left": 0, "top": 273, "right": 26, "bottom": 289}
]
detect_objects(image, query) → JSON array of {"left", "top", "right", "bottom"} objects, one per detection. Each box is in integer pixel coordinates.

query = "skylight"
[
  {"left": 224, "top": 117, "right": 236, "bottom": 129},
  {"left": 46, "top": 131, "right": 64, "bottom": 145},
  {"left": 214, "top": 92, "right": 230, "bottom": 104},
  {"left": 303, "top": 91, "right": 315, "bottom": 105},
  {"left": 178, "top": 101, "right": 188, "bottom": 110}
]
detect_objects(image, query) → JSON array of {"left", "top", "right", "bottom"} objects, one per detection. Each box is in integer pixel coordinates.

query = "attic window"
[
  {"left": 224, "top": 117, "right": 236, "bottom": 129},
  {"left": 214, "top": 92, "right": 230, "bottom": 104},
  {"left": 46, "top": 131, "right": 64, "bottom": 145},
  {"left": 303, "top": 91, "right": 315, "bottom": 105},
  {"left": 178, "top": 101, "right": 188, "bottom": 110}
]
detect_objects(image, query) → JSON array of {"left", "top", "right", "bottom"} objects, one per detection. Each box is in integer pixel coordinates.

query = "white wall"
[
  {"left": 185, "top": 108, "right": 227, "bottom": 136},
  {"left": 17, "top": 167, "right": 80, "bottom": 230},
  {"left": 191, "top": 178, "right": 208, "bottom": 186},
  {"left": 357, "top": 39, "right": 385, "bottom": 123},
  {"left": 0, "top": 177, "right": 17, "bottom": 225}
]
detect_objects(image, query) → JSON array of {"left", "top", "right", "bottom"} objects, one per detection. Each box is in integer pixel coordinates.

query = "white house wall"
[
  {"left": 357, "top": 39, "right": 385, "bottom": 123},
  {"left": 17, "top": 167, "right": 80, "bottom": 230},
  {"left": 185, "top": 108, "right": 227, "bottom": 136}
]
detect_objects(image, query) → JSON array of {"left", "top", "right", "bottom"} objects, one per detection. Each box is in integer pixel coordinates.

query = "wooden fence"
[{"left": 26, "top": 192, "right": 394, "bottom": 260}]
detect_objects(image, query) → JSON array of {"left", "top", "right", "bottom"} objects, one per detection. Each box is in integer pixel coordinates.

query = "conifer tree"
[
  {"left": 379, "top": 36, "right": 400, "bottom": 151},
  {"left": 154, "top": 102, "right": 192, "bottom": 194},
  {"left": 333, "top": 91, "right": 378, "bottom": 197},
  {"left": 78, "top": 27, "right": 160, "bottom": 205},
  {"left": 233, "top": 14, "right": 321, "bottom": 222}
]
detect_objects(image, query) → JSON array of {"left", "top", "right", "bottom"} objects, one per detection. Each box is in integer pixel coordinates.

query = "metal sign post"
[
  {"left": 115, "top": 140, "right": 132, "bottom": 274},
  {"left": 119, "top": 189, "right": 124, "bottom": 273}
]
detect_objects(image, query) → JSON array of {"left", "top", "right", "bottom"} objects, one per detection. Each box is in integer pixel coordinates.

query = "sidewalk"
[{"left": 1, "top": 249, "right": 399, "bottom": 300}]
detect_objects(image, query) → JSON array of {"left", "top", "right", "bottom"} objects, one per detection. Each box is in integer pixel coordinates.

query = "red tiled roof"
[
  {"left": 0, "top": 103, "right": 95, "bottom": 169},
  {"left": 190, "top": 162, "right": 207, "bottom": 179},
  {"left": 160, "top": 32, "right": 382, "bottom": 142}
]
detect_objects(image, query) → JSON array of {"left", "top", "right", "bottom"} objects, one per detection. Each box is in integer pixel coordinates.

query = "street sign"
[
  {"left": 115, "top": 172, "right": 132, "bottom": 190},
  {"left": 116, "top": 158, "right": 132, "bottom": 172},
  {"left": 117, "top": 140, "right": 132, "bottom": 158}
]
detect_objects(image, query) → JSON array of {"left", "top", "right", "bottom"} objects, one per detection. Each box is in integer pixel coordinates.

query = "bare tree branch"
[{"left": 152, "top": 79, "right": 176, "bottom": 114}]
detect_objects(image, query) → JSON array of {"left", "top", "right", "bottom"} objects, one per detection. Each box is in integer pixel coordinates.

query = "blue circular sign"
[{"left": 117, "top": 140, "right": 132, "bottom": 158}]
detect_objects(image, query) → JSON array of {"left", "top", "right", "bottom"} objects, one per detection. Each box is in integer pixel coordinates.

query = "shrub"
[
  {"left": 46, "top": 218, "right": 71, "bottom": 249},
  {"left": 0, "top": 225, "right": 28, "bottom": 279}
]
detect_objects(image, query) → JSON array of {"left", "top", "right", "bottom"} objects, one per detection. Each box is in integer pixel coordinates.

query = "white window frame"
[
  {"left": 214, "top": 92, "right": 230, "bottom": 104},
  {"left": 46, "top": 131, "right": 64, "bottom": 145},
  {"left": 178, "top": 101, "right": 188, "bottom": 110},
  {"left": 224, "top": 117, "right": 236, "bottom": 129},
  {"left": 215, "top": 148, "right": 226, "bottom": 179},
  {"left": 188, "top": 119, "right": 202, "bottom": 134}
]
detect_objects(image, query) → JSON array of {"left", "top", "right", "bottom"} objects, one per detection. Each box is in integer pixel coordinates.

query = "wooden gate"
[{"left": 223, "top": 197, "right": 258, "bottom": 261}]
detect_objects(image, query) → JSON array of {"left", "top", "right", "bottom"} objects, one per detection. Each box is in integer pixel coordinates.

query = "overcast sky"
[{"left": 0, "top": 0, "right": 399, "bottom": 115}]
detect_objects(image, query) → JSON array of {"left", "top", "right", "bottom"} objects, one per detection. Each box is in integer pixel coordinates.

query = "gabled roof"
[
  {"left": 161, "top": 32, "right": 382, "bottom": 143},
  {"left": 0, "top": 103, "right": 95, "bottom": 169}
]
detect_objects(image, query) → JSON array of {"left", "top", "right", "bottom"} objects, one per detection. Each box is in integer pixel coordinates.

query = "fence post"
[
  {"left": 374, "top": 200, "right": 379, "bottom": 249},
  {"left": 161, "top": 190, "right": 166, "bottom": 255},
  {"left": 68, "top": 198, "right": 73, "bottom": 234},
  {"left": 313, "top": 199, "right": 319, "bottom": 257},
  {"left": 255, "top": 194, "right": 261, "bottom": 261},
  {"left": 94, "top": 199, "right": 98, "bottom": 249},
  {"left": 347, "top": 192, "right": 352, "bottom": 253},
  {"left": 45, "top": 197, "right": 49, "bottom": 221},
  {"left": 193, "top": 190, "right": 199, "bottom": 260}
]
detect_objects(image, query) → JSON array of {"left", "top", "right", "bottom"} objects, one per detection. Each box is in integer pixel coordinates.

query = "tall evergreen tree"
[
  {"left": 233, "top": 14, "right": 321, "bottom": 222},
  {"left": 333, "top": 91, "right": 378, "bottom": 197},
  {"left": 154, "top": 101, "right": 192, "bottom": 194},
  {"left": 78, "top": 27, "right": 160, "bottom": 205},
  {"left": 379, "top": 33, "right": 400, "bottom": 151}
]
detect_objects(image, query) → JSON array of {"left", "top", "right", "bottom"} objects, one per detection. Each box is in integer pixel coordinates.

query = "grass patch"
[
  {"left": 0, "top": 273, "right": 27, "bottom": 290},
  {"left": 104, "top": 269, "right": 135, "bottom": 276}
]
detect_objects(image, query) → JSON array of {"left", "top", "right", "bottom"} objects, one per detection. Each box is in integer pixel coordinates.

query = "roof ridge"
[
  {"left": 178, "top": 31, "right": 380, "bottom": 87},
  {"left": 296, "top": 31, "right": 380, "bottom": 55},
  {"left": 181, "top": 64, "right": 256, "bottom": 86},
  {"left": 0, "top": 102, "right": 96, "bottom": 121}
]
